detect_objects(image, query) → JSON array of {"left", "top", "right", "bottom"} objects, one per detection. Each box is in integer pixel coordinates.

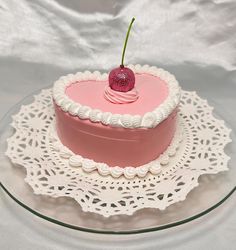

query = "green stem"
[{"left": 121, "top": 17, "right": 135, "bottom": 67}]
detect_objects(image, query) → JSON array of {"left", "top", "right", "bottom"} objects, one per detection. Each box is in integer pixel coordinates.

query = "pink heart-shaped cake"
[{"left": 53, "top": 64, "right": 181, "bottom": 167}]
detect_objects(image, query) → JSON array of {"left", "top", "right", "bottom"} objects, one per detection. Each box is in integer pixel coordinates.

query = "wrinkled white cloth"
[{"left": 0, "top": 0, "right": 235, "bottom": 249}]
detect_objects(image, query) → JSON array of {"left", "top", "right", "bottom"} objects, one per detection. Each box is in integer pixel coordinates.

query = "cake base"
[{"left": 50, "top": 120, "right": 183, "bottom": 179}]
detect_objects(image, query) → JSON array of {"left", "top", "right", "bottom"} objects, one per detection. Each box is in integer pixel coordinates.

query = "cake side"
[{"left": 54, "top": 102, "right": 178, "bottom": 167}]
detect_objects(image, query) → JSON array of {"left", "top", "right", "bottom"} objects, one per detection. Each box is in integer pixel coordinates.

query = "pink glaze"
[
  {"left": 54, "top": 102, "right": 178, "bottom": 167},
  {"left": 66, "top": 73, "right": 168, "bottom": 115},
  {"left": 104, "top": 86, "right": 139, "bottom": 104}
]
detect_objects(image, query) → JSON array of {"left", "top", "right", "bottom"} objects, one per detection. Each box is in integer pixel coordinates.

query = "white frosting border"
[
  {"left": 50, "top": 121, "right": 183, "bottom": 179},
  {"left": 53, "top": 64, "right": 181, "bottom": 128}
]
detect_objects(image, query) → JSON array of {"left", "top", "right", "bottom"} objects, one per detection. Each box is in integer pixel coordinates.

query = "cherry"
[
  {"left": 109, "top": 65, "right": 135, "bottom": 92},
  {"left": 109, "top": 18, "right": 135, "bottom": 92}
]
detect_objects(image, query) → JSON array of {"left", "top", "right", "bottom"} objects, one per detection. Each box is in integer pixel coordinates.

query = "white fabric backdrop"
[{"left": 0, "top": 0, "right": 235, "bottom": 249}]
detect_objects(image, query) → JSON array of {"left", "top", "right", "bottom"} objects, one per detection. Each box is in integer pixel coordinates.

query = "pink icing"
[
  {"left": 66, "top": 73, "right": 168, "bottom": 115},
  {"left": 54, "top": 102, "right": 178, "bottom": 167},
  {"left": 104, "top": 86, "right": 139, "bottom": 104}
]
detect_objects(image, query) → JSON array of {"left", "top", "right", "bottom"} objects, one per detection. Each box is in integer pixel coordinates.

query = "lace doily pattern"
[{"left": 5, "top": 89, "right": 231, "bottom": 217}]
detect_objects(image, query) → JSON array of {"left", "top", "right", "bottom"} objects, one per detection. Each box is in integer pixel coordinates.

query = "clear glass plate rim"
[{"left": 0, "top": 182, "right": 235, "bottom": 235}]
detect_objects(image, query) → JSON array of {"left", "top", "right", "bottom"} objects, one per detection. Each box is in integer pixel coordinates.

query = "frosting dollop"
[{"left": 104, "top": 86, "right": 139, "bottom": 104}]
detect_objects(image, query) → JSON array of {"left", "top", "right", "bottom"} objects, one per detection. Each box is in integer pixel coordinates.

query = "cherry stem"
[{"left": 121, "top": 17, "right": 135, "bottom": 67}]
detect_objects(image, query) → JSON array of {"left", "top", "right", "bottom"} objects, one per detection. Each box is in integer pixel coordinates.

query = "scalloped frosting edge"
[
  {"left": 49, "top": 121, "right": 183, "bottom": 179},
  {"left": 52, "top": 64, "right": 181, "bottom": 129}
]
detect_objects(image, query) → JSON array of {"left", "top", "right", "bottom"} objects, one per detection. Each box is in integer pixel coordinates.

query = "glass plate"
[{"left": 0, "top": 88, "right": 235, "bottom": 234}]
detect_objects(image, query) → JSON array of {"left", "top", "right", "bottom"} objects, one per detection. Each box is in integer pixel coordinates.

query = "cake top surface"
[
  {"left": 53, "top": 64, "right": 181, "bottom": 128},
  {"left": 65, "top": 73, "right": 168, "bottom": 116}
]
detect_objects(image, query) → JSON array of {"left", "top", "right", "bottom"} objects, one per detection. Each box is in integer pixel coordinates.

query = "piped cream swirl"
[{"left": 104, "top": 86, "right": 139, "bottom": 104}]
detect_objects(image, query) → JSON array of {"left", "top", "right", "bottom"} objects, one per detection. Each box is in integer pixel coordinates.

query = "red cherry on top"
[
  {"left": 109, "top": 18, "right": 135, "bottom": 93},
  {"left": 109, "top": 65, "right": 135, "bottom": 92}
]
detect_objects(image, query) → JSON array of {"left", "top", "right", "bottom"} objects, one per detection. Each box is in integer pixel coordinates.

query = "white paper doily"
[{"left": 5, "top": 89, "right": 231, "bottom": 217}]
